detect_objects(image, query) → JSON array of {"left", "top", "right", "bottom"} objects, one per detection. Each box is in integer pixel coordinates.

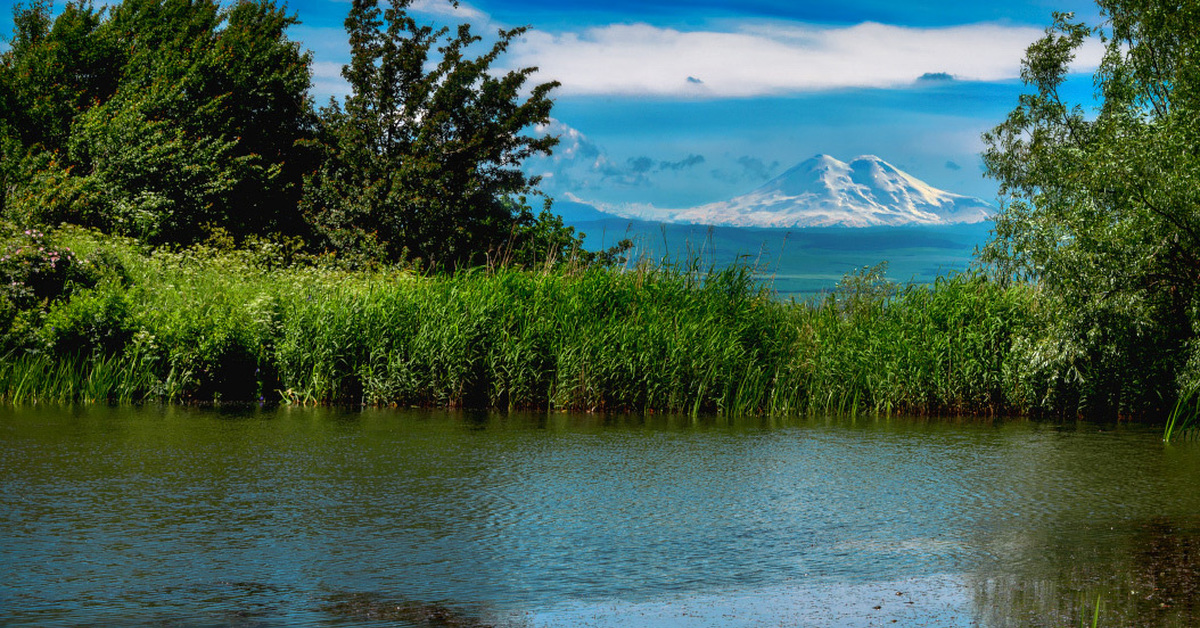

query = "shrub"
[{"left": 39, "top": 282, "right": 135, "bottom": 357}]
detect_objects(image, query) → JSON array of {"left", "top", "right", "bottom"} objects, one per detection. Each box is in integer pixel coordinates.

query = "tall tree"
[
  {"left": 981, "top": 0, "right": 1200, "bottom": 415},
  {"left": 301, "top": 0, "right": 573, "bottom": 268}
]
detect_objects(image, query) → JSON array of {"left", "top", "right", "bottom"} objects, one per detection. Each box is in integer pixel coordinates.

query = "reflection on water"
[
  {"left": 1, "top": 406, "right": 1198, "bottom": 626},
  {"left": 974, "top": 516, "right": 1200, "bottom": 627}
]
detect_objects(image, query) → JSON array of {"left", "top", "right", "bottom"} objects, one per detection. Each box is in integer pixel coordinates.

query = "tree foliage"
[
  {"left": 1, "top": 0, "right": 618, "bottom": 269},
  {"left": 0, "top": 0, "right": 315, "bottom": 243},
  {"left": 300, "top": 0, "right": 581, "bottom": 268},
  {"left": 982, "top": 0, "right": 1200, "bottom": 415}
]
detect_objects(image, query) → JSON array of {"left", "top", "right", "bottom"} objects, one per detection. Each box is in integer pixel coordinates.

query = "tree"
[
  {"left": 300, "top": 0, "right": 577, "bottom": 268},
  {"left": 0, "top": 0, "right": 119, "bottom": 221},
  {"left": 0, "top": 0, "right": 316, "bottom": 242},
  {"left": 981, "top": 0, "right": 1200, "bottom": 415},
  {"left": 0, "top": 0, "right": 119, "bottom": 153}
]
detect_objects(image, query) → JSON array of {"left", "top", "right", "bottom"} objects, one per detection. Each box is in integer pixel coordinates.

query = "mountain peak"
[
  {"left": 660, "top": 155, "right": 993, "bottom": 228},
  {"left": 799, "top": 154, "right": 847, "bottom": 171}
]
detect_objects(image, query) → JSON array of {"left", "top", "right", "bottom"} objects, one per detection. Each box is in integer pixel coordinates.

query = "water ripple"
[{"left": 2, "top": 408, "right": 1198, "bottom": 626}]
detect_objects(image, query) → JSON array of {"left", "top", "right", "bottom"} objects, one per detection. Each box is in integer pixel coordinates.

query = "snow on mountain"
[{"left": 639, "top": 154, "right": 993, "bottom": 228}]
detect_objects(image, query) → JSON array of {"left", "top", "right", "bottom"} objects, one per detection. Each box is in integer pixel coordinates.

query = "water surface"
[{"left": 2, "top": 406, "right": 1197, "bottom": 626}]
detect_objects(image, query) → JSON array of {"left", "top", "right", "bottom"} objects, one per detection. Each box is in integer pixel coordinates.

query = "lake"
[
  {"left": 564, "top": 218, "right": 994, "bottom": 298},
  {"left": 2, "top": 405, "right": 1198, "bottom": 627}
]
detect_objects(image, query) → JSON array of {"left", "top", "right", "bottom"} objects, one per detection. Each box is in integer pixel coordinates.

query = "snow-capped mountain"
[{"left": 652, "top": 154, "right": 993, "bottom": 228}]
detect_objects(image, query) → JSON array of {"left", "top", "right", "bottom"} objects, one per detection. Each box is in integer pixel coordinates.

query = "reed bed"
[
  {"left": 0, "top": 352, "right": 178, "bottom": 404},
  {"left": 274, "top": 259, "right": 795, "bottom": 413},
  {"left": 1164, "top": 387, "right": 1200, "bottom": 443},
  {"left": 1, "top": 227, "right": 1039, "bottom": 415}
]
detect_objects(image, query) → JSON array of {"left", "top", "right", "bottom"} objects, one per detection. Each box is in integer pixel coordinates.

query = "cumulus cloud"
[
  {"left": 710, "top": 156, "right": 782, "bottom": 185},
  {"left": 528, "top": 119, "right": 651, "bottom": 189},
  {"left": 527, "top": 121, "right": 714, "bottom": 198},
  {"left": 309, "top": 61, "right": 350, "bottom": 102},
  {"left": 509, "top": 21, "right": 1105, "bottom": 97}
]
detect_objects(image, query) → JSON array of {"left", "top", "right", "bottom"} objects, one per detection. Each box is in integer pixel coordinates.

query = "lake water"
[
  {"left": 565, "top": 220, "right": 993, "bottom": 298},
  {"left": 2, "top": 405, "right": 1198, "bottom": 627}
]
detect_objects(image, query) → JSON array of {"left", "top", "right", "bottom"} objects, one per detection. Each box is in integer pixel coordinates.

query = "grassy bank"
[{"left": 0, "top": 224, "right": 1158, "bottom": 418}]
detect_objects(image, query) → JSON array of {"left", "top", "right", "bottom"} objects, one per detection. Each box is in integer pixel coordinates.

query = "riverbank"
[{"left": 0, "top": 224, "right": 1183, "bottom": 421}]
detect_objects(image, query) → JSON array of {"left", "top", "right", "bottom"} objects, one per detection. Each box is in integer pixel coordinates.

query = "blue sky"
[
  {"left": 4, "top": 0, "right": 1105, "bottom": 210},
  {"left": 296, "top": 0, "right": 1105, "bottom": 210}
]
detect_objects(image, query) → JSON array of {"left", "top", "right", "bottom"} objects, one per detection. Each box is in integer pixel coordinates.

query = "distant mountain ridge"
[{"left": 625, "top": 154, "right": 994, "bottom": 228}]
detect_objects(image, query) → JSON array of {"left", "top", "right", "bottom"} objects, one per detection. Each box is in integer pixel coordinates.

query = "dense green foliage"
[
  {"left": 0, "top": 0, "right": 590, "bottom": 265},
  {"left": 301, "top": 0, "right": 578, "bottom": 268},
  {"left": 1, "top": 0, "right": 316, "bottom": 243},
  {"left": 3, "top": 0, "right": 1197, "bottom": 424},
  {"left": 799, "top": 263, "right": 1037, "bottom": 416},
  {"left": 0, "top": 226, "right": 1039, "bottom": 415},
  {"left": 982, "top": 0, "right": 1200, "bottom": 417}
]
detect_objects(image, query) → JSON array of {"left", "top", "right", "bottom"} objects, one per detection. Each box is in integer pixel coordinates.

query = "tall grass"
[
  {"left": 273, "top": 259, "right": 794, "bottom": 413},
  {"left": 1164, "top": 386, "right": 1200, "bottom": 443},
  {"left": 1, "top": 227, "right": 1040, "bottom": 415},
  {"left": 0, "top": 352, "right": 181, "bottom": 404},
  {"left": 793, "top": 269, "right": 1036, "bottom": 416}
]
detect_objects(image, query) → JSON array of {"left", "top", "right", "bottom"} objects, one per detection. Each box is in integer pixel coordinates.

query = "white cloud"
[
  {"left": 310, "top": 61, "right": 344, "bottom": 79},
  {"left": 309, "top": 61, "right": 351, "bottom": 103},
  {"left": 528, "top": 119, "right": 661, "bottom": 192},
  {"left": 534, "top": 119, "right": 601, "bottom": 162},
  {"left": 320, "top": 0, "right": 487, "bottom": 20},
  {"left": 408, "top": 0, "right": 488, "bottom": 23},
  {"left": 508, "top": 21, "right": 1106, "bottom": 98}
]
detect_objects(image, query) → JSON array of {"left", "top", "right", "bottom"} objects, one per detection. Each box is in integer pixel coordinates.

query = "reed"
[
  {"left": 1, "top": 227, "right": 1044, "bottom": 415},
  {"left": 1078, "top": 593, "right": 1103, "bottom": 628},
  {"left": 272, "top": 258, "right": 794, "bottom": 412},
  {"left": 0, "top": 351, "right": 177, "bottom": 403},
  {"left": 1164, "top": 386, "right": 1200, "bottom": 443}
]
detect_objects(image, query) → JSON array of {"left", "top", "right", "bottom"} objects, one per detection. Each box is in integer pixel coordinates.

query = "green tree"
[
  {"left": 0, "top": 0, "right": 315, "bottom": 242},
  {"left": 981, "top": 1, "right": 1200, "bottom": 416},
  {"left": 0, "top": 0, "right": 119, "bottom": 153},
  {"left": 0, "top": 0, "right": 118, "bottom": 221},
  {"left": 301, "top": 0, "right": 576, "bottom": 268}
]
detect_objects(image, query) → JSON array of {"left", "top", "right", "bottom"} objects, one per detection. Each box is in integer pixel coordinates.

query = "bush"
[
  {"left": 0, "top": 227, "right": 85, "bottom": 307},
  {"left": 0, "top": 225, "right": 103, "bottom": 352},
  {"left": 39, "top": 283, "right": 136, "bottom": 357}
]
